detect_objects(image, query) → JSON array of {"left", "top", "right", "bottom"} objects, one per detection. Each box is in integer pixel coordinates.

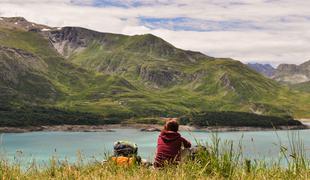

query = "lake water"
[{"left": 1, "top": 129, "right": 310, "bottom": 166}]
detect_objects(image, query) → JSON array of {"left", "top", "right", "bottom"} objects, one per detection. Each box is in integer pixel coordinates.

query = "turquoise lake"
[{"left": 1, "top": 129, "right": 310, "bottom": 166}]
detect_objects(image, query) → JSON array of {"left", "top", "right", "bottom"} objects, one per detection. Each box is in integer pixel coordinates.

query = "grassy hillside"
[
  {"left": 0, "top": 18, "right": 310, "bottom": 127},
  {"left": 293, "top": 82, "right": 310, "bottom": 92},
  {"left": 57, "top": 27, "right": 310, "bottom": 118}
]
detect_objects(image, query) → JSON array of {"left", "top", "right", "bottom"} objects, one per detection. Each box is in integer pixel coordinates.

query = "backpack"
[
  {"left": 113, "top": 140, "right": 138, "bottom": 157},
  {"left": 111, "top": 156, "right": 135, "bottom": 166}
]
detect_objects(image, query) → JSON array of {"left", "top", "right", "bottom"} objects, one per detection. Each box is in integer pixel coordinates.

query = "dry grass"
[{"left": 1, "top": 133, "right": 309, "bottom": 180}]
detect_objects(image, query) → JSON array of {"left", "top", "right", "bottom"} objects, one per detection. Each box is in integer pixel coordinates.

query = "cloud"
[
  {"left": 139, "top": 17, "right": 262, "bottom": 31},
  {"left": 0, "top": 0, "right": 309, "bottom": 65},
  {"left": 91, "top": 0, "right": 176, "bottom": 7}
]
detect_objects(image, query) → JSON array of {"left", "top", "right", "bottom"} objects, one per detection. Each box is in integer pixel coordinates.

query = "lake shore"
[{"left": 0, "top": 123, "right": 308, "bottom": 133}]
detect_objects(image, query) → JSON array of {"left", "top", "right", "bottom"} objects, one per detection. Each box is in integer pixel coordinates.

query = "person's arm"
[{"left": 181, "top": 137, "right": 191, "bottom": 148}]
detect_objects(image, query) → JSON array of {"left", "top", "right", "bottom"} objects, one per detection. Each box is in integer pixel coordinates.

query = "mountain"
[
  {"left": 0, "top": 17, "right": 309, "bottom": 126},
  {"left": 247, "top": 61, "right": 310, "bottom": 86},
  {"left": 273, "top": 61, "right": 310, "bottom": 84},
  {"left": 247, "top": 63, "right": 276, "bottom": 77}
]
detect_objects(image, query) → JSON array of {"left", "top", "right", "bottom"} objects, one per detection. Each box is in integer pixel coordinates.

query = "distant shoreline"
[{"left": 0, "top": 123, "right": 308, "bottom": 133}]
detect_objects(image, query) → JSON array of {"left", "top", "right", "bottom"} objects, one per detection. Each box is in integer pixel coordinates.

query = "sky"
[{"left": 0, "top": 0, "right": 310, "bottom": 65}]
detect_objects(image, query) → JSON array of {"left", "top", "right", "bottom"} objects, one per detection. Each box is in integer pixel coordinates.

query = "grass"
[
  {"left": 0, "top": 133, "right": 310, "bottom": 179},
  {"left": 293, "top": 82, "right": 310, "bottom": 93}
]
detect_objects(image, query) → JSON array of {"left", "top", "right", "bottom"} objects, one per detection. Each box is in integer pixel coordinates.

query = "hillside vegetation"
[
  {"left": 0, "top": 17, "right": 309, "bottom": 127},
  {"left": 292, "top": 82, "right": 310, "bottom": 93}
]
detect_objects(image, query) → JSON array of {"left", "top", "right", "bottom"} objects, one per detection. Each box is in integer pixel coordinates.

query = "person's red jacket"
[{"left": 154, "top": 130, "right": 191, "bottom": 167}]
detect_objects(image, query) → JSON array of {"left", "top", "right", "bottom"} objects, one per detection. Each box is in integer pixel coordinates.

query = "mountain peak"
[
  {"left": 3, "top": 17, "right": 27, "bottom": 22},
  {"left": 247, "top": 61, "right": 310, "bottom": 84},
  {"left": 276, "top": 63, "right": 298, "bottom": 72},
  {"left": 273, "top": 60, "right": 310, "bottom": 84},
  {"left": 300, "top": 60, "right": 310, "bottom": 67},
  {"left": 48, "top": 26, "right": 209, "bottom": 63},
  {"left": 0, "top": 16, "right": 52, "bottom": 32},
  {"left": 247, "top": 63, "right": 276, "bottom": 77}
]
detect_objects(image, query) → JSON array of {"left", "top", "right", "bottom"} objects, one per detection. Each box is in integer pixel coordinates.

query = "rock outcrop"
[
  {"left": 219, "top": 73, "right": 235, "bottom": 91},
  {"left": 273, "top": 60, "right": 310, "bottom": 84},
  {"left": 49, "top": 27, "right": 91, "bottom": 57},
  {"left": 247, "top": 61, "right": 310, "bottom": 84},
  {"left": 0, "top": 17, "right": 51, "bottom": 32},
  {"left": 137, "top": 65, "right": 186, "bottom": 87}
]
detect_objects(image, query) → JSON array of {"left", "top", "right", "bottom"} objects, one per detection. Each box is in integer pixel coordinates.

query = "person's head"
[{"left": 164, "top": 118, "right": 179, "bottom": 132}]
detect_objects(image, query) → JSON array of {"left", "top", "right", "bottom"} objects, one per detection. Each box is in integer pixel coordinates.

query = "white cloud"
[{"left": 0, "top": 0, "right": 309, "bottom": 65}]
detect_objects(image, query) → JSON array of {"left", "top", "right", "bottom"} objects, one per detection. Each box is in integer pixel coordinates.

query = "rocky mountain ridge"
[
  {"left": 247, "top": 61, "right": 310, "bottom": 84},
  {"left": 0, "top": 17, "right": 54, "bottom": 32},
  {"left": 47, "top": 26, "right": 213, "bottom": 88},
  {"left": 0, "top": 17, "right": 310, "bottom": 126},
  {"left": 273, "top": 61, "right": 310, "bottom": 84}
]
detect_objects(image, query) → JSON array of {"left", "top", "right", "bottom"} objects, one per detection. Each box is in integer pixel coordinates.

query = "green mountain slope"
[
  {"left": 293, "top": 82, "right": 310, "bottom": 92},
  {"left": 50, "top": 26, "right": 310, "bottom": 117},
  {"left": 0, "top": 17, "right": 309, "bottom": 126}
]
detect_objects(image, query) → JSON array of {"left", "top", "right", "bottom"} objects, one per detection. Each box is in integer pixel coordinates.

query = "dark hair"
[{"left": 164, "top": 119, "right": 179, "bottom": 132}]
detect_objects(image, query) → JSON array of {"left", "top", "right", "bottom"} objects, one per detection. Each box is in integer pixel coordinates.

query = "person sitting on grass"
[{"left": 154, "top": 118, "right": 191, "bottom": 168}]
